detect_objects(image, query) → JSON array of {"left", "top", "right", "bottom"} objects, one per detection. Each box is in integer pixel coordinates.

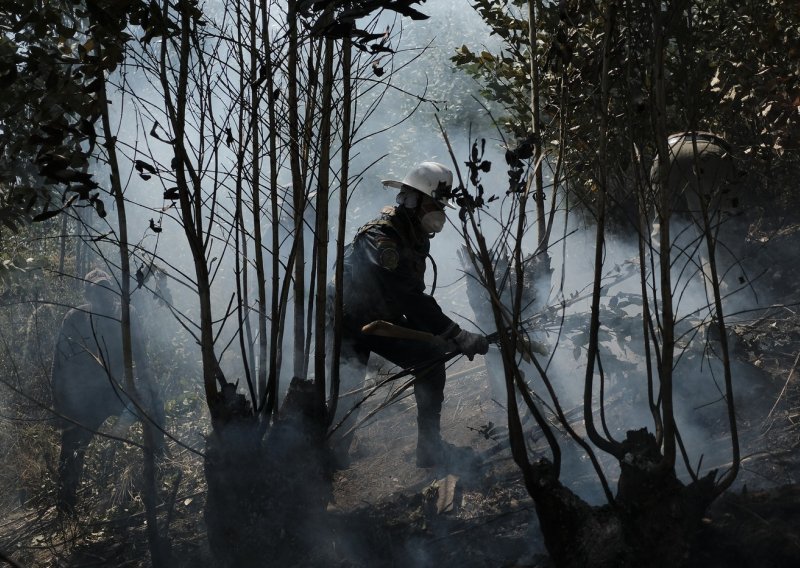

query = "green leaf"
[{"left": 31, "top": 209, "right": 62, "bottom": 222}]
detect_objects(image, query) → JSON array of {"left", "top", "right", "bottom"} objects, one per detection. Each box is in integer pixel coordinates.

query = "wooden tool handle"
[{"left": 361, "top": 320, "right": 439, "bottom": 343}]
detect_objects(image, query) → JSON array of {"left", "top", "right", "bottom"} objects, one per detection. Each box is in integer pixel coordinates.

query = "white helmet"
[{"left": 382, "top": 161, "right": 455, "bottom": 208}]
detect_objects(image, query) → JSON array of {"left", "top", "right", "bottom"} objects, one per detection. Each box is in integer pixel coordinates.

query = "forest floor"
[{"left": 3, "top": 214, "right": 800, "bottom": 567}]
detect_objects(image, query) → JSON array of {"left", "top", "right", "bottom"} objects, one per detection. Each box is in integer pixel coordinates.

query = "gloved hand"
[{"left": 452, "top": 329, "right": 489, "bottom": 360}]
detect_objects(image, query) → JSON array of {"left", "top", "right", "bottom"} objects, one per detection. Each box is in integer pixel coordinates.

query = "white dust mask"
[{"left": 420, "top": 210, "right": 446, "bottom": 233}]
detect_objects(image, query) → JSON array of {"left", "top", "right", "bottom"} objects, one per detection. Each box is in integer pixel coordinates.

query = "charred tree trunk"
[
  {"left": 203, "top": 389, "right": 263, "bottom": 567},
  {"left": 204, "top": 379, "right": 332, "bottom": 567},
  {"left": 521, "top": 430, "right": 716, "bottom": 568}
]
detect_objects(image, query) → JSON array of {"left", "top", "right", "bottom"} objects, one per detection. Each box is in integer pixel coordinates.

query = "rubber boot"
[
  {"left": 330, "top": 428, "right": 356, "bottom": 470},
  {"left": 415, "top": 414, "right": 442, "bottom": 468},
  {"left": 413, "top": 363, "right": 446, "bottom": 467}
]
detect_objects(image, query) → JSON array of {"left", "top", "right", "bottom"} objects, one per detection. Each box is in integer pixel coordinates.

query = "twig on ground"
[
  {"left": 764, "top": 350, "right": 800, "bottom": 427},
  {"left": 0, "top": 549, "right": 25, "bottom": 568}
]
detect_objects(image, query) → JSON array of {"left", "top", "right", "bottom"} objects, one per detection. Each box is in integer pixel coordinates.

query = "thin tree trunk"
[
  {"left": 313, "top": 32, "right": 335, "bottom": 405},
  {"left": 154, "top": 0, "right": 223, "bottom": 418},
  {"left": 529, "top": 0, "right": 546, "bottom": 248},
  {"left": 98, "top": 61, "right": 168, "bottom": 567},
  {"left": 328, "top": 35, "right": 352, "bottom": 424},
  {"left": 233, "top": 0, "right": 256, "bottom": 401},
  {"left": 260, "top": 0, "right": 280, "bottom": 417},
  {"left": 300, "top": 40, "right": 323, "bottom": 378},
  {"left": 288, "top": 1, "right": 306, "bottom": 379},
  {"left": 582, "top": 0, "right": 623, "bottom": 460},
  {"left": 248, "top": 0, "right": 268, "bottom": 407},
  {"left": 651, "top": 2, "right": 677, "bottom": 468}
]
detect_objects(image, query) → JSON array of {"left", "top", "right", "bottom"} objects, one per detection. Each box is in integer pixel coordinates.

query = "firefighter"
[
  {"left": 331, "top": 161, "right": 489, "bottom": 468},
  {"left": 650, "top": 132, "right": 746, "bottom": 316},
  {"left": 51, "top": 268, "right": 165, "bottom": 512}
]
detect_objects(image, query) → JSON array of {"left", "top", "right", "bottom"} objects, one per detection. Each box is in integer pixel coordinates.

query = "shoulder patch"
[{"left": 379, "top": 246, "right": 400, "bottom": 270}]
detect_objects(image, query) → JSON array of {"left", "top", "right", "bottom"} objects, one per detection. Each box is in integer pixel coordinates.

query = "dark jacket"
[
  {"left": 51, "top": 303, "right": 149, "bottom": 426},
  {"left": 341, "top": 206, "right": 456, "bottom": 336}
]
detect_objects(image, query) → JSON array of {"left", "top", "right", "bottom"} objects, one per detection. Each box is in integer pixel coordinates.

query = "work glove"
[{"left": 452, "top": 329, "right": 490, "bottom": 361}]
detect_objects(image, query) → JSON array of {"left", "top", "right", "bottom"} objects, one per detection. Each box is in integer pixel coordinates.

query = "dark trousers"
[
  {"left": 55, "top": 387, "right": 165, "bottom": 512},
  {"left": 331, "top": 329, "right": 448, "bottom": 455},
  {"left": 57, "top": 419, "right": 105, "bottom": 512}
]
